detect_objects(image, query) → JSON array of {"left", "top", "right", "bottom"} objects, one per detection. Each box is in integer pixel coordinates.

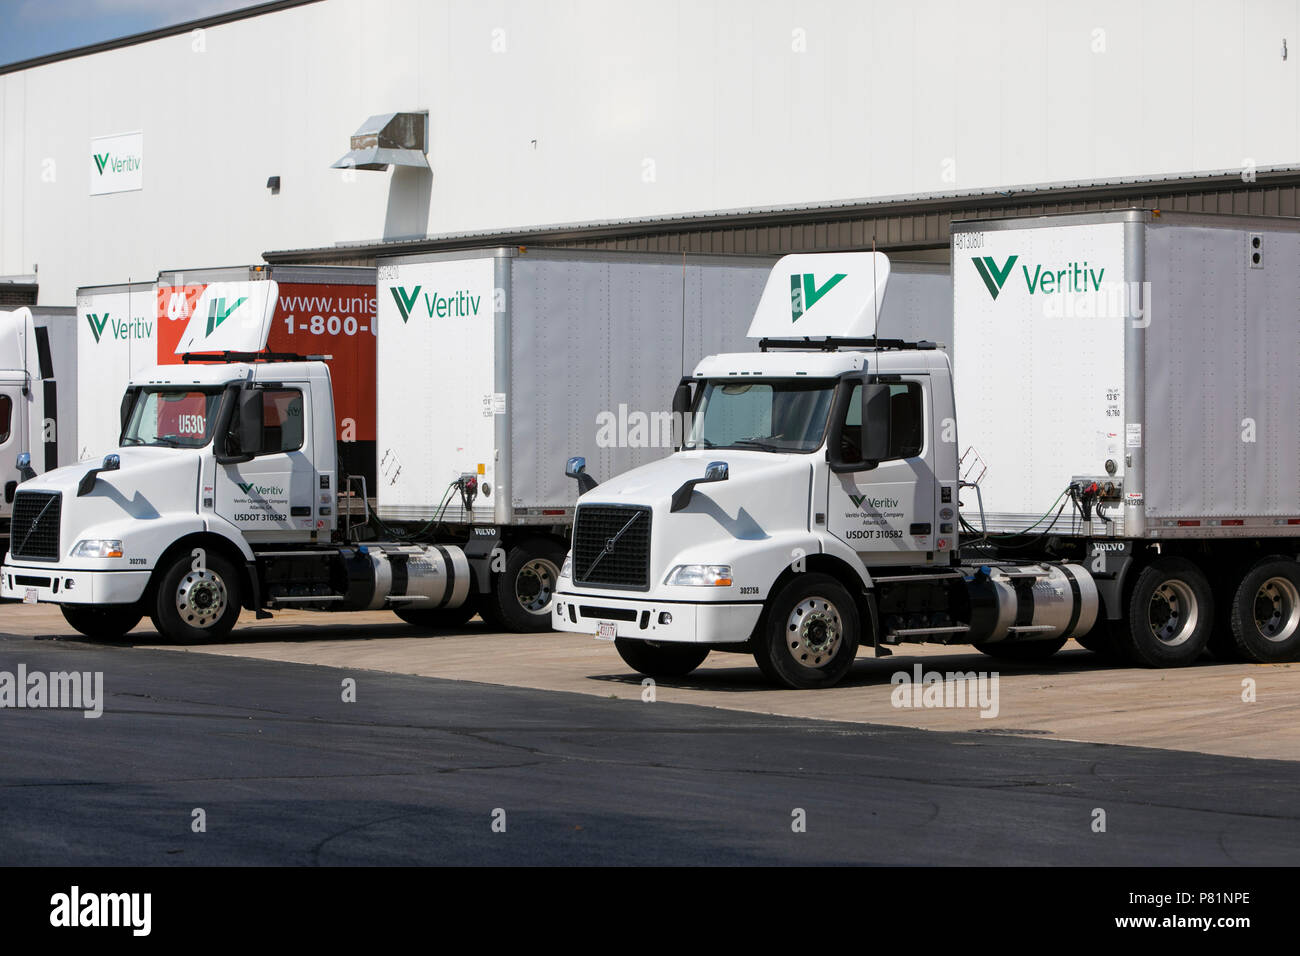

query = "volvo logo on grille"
[{"left": 604, "top": 537, "right": 617, "bottom": 553}]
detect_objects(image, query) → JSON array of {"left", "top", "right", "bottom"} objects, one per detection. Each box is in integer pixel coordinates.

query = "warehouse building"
[{"left": 3, "top": 0, "right": 1300, "bottom": 303}]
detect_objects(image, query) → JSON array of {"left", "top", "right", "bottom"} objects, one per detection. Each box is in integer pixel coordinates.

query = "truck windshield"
[
  {"left": 121, "top": 387, "right": 225, "bottom": 448},
  {"left": 684, "top": 378, "right": 838, "bottom": 453}
]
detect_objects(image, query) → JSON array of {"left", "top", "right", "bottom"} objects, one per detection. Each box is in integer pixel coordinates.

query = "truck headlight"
[
  {"left": 560, "top": 554, "right": 572, "bottom": 579},
  {"left": 71, "top": 539, "right": 124, "bottom": 559},
  {"left": 666, "top": 564, "right": 733, "bottom": 587}
]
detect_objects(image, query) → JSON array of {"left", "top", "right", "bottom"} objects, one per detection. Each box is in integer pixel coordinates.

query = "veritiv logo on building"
[
  {"left": 972, "top": 255, "right": 1106, "bottom": 301},
  {"left": 91, "top": 151, "right": 140, "bottom": 176},
  {"left": 789, "top": 272, "right": 846, "bottom": 322},
  {"left": 205, "top": 297, "right": 247, "bottom": 337},
  {"left": 390, "top": 285, "right": 482, "bottom": 323}
]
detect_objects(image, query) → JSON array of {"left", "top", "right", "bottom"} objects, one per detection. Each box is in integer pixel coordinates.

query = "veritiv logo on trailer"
[
  {"left": 972, "top": 254, "right": 1106, "bottom": 301},
  {"left": 789, "top": 272, "right": 846, "bottom": 322},
  {"left": 86, "top": 312, "right": 152, "bottom": 344},
  {"left": 390, "top": 285, "right": 482, "bottom": 323},
  {"left": 205, "top": 297, "right": 247, "bottom": 337}
]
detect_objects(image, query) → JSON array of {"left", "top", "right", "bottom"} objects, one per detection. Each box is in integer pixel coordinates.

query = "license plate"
[
  {"left": 23, "top": 588, "right": 37, "bottom": 605},
  {"left": 596, "top": 621, "right": 617, "bottom": 641}
]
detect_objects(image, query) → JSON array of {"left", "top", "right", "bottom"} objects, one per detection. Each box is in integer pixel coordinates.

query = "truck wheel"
[
  {"left": 484, "top": 538, "right": 566, "bottom": 632},
  {"left": 1120, "top": 557, "right": 1213, "bottom": 667},
  {"left": 615, "top": 638, "right": 709, "bottom": 678},
  {"left": 395, "top": 600, "right": 478, "bottom": 630},
  {"left": 1228, "top": 557, "right": 1300, "bottom": 663},
  {"left": 754, "top": 573, "right": 860, "bottom": 689},
  {"left": 973, "top": 637, "right": 1068, "bottom": 661},
  {"left": 150, "top": 551, "right": 242, "bottom": 645},
  {"left": 59, "top": 605, "right": 142, "bottom": 641}
]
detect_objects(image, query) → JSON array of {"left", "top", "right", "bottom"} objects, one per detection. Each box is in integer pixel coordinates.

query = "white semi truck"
[{"left": 550, "top": 211, "right": 1300, "bottom": 687}]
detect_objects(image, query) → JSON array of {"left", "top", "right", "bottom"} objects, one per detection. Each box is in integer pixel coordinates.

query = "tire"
[
  {"left": 59, "top": 604, "right": 142, "bottom": 641},
  {"left": 483, "top": 537, "right": 566, "bottom": 633},
  {"left": 614, "top": 638, "right": 709, "bottom": 678},
  {"left": 1119, "top": 557, "right": 1213, "bottom": 667},
  {"left": 149, "top": 550, "right": 242, "bottom": 645},
  {"left": 973, "top": 637, "right": 1068, "bottom": 661},
  {"left": 395, "top": 600, "right": 478, "bottom": 631},
  {"left": 1228, "top": 556, "right": 1300, "bottom": 663},
  {"left": 753, "top": 573, "right": 860, "bottom": 689}
]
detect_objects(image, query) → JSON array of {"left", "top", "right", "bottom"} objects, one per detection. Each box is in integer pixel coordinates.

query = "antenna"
[{"left": 871, "top": 237, "right": 880, "bottom": 370}]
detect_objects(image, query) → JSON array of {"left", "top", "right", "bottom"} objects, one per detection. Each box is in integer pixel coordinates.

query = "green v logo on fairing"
[
  {"left": 205, "top": 297, "right": 247, "bottom": 337},
  {"left": 971, "top": 255, "right": 1018, "bottom": 300},
  {"left": 86, "top": 313, "right": 110, "bottom": 344},
  {"left": 790, "top": 273, "right": 847, "bottom": 322},
  {"left": 850, "top": 493, "right": 867, "bottom": 507},
  {"left": 390, "top": 286, "right": 421, "bottom": 323},
  {"left": 237, "top": 481, "right": 255, "bottom": 494}
]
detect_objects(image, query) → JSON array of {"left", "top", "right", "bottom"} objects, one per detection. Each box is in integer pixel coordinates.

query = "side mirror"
[
  {"left": 670, "top": 460, "right": 728, "bottom": 512},
  {"left": 76, "top": 453, "right": 121, "bottom": 497},
  {"left": 671, "top": 380, "right": 694, "bottom": 451},
  {"left": 829, "top": 379, "right": 893, "bottom": 474},
  {"left": 238, "top": 388, "right": 265, "bottom": 459},
  {"left": 16, "top": 452, "right": 36, "bottom": 483},
  {"left": 565, "top": 456, "right": 598, "bottom": 494}
]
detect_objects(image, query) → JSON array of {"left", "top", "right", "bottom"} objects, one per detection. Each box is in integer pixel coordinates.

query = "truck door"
[
  {"left": 214, "top": 386, "right": 316, "bottom": 538},
  {"left": 826, "top": 376, "right": 939, "bottom": 560}
]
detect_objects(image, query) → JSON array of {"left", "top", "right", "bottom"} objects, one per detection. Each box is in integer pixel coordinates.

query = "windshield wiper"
[{"left": 729, "top": 438, "right": 781, "bottom": 451}]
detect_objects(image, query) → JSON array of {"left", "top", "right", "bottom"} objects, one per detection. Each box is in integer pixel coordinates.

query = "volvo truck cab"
[{"left": 552, "top": 253, "right": 1098, "bottom": 688}]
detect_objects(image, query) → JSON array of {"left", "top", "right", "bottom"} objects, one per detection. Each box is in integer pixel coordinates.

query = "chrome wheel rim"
[
  {"left": 1252, "top": 575, "right": 1300, "bottom": 643},
  {"left": 1147, "top": 579, "right": 1198, "bottom": 646},
  {"left": 517, "top": 558, "right": 559, "bottom": 614},
  {"left": 786, "top": 596, "right": 843, "bottom": 668},
  {"left": 176, "top": 569, "right": 228, "bottom": 629}
]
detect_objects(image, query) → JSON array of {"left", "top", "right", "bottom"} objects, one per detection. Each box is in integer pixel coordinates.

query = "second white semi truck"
[{"left": 550, "top": 211, "right": 1300, "bottom": 687}]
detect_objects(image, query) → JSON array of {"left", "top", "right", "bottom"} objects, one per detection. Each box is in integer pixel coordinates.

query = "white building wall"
[{"left": 2, "top": 0, "right": 1298, "bottom": 304}]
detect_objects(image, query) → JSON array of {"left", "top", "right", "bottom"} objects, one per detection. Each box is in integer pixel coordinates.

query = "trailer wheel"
[
  {"left": 395, "top": 600, "right": 478, "bottom": 631},
  {"left": 484, "top": 537, "right": 566, "bottom": 632},
  {"left": 973, "top": 637, "right": 1068, "bottom": 661},
  {"left": 1120, "top": 557, "right": 1213, "bottom": 667},
  {"left": 615, "top": 638, "right": 709, "bottom": 678},
  {"left": 754, "top": 573, "right": 860, "bottom": 689},
  {"left": 150, "top": 551, "right": 242, "bottom": 645},
  {"left": 1228, "top": 557, "right": 1300, "bottom": 663},
  {"left": 59, "top": 604, "right": 142, "bottom": 641}
]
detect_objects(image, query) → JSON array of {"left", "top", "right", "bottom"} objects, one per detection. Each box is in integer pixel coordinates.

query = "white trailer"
[
  {"left": 75, "top": 281, "right": 156, "bottom": 462},
  {"left": 549, "top": 218, "right": 1300, "bottom": 688},
  {"left": 1, "top": 249, "right": 951, "bottom": 635}
]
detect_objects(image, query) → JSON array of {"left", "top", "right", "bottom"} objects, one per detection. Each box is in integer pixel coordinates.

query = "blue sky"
[{"left": 0, "top": 0, "right": 260, "bottom": 67}]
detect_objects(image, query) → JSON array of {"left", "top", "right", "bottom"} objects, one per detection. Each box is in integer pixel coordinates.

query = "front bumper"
[
  {"left": 1, "top": 563, "right": 150, "bottom": 606},
  {"left": 552, "top": 589, "right": 762, "bottom": 644}
]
